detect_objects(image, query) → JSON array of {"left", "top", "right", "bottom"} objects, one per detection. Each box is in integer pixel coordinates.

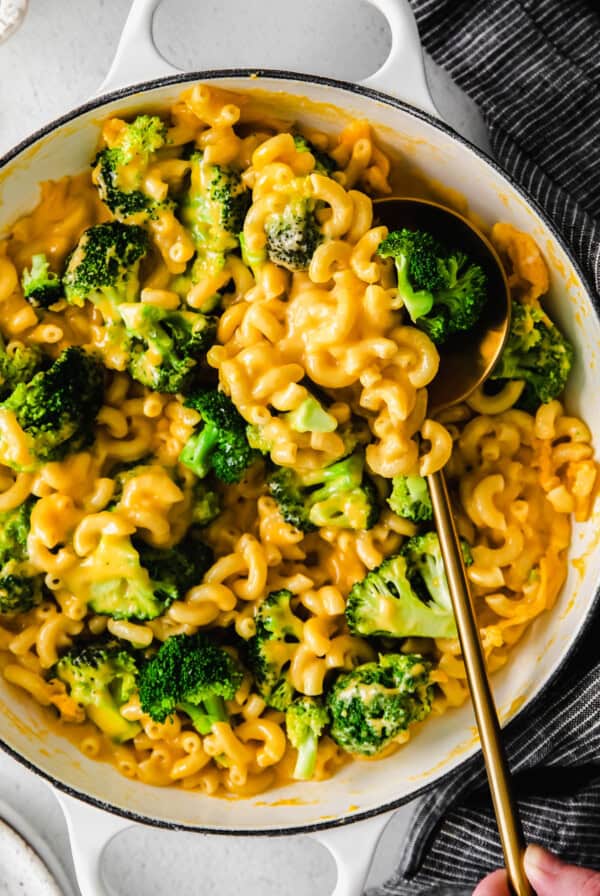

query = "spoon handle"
[{"left": 427, "top": 470, "right": 532, "bottom": 896}]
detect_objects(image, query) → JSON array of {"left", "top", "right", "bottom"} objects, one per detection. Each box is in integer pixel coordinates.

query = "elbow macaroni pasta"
[{"left": 0, "top": 85, "right": 596, "bottom": 798}]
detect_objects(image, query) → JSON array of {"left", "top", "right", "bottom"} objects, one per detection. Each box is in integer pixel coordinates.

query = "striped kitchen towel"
[{"left": 368, "top": 1, "right": 600, "bottom": 893}]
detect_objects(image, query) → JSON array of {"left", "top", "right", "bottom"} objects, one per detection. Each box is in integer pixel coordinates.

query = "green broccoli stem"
[
  {"left": 89, "top": 694, "right": 141, "bottom": 744},
  {"left": 293, "top": 730, "right": 319, "bottom": 780},
  {"left": 239, "top": 232, "right": 267, "bottom": 271},
  {"left": 178, "top": 695, "right": 228, "bottom": 735},
  {"left": 180, "top": 423, "right": 220, "bottom": 478},
  {"left": 395, "top": 254, "right": 434, "bottom": 321},
  {"left": 203, "top": 693, "right": 228, "bottom": 723}
]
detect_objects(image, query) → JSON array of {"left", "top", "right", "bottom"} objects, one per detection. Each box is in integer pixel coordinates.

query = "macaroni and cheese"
[{"left": 0, "top": 84, "right": 595, "bottom": 798}]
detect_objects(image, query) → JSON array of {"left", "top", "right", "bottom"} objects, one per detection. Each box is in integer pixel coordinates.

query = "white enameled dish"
[
  {"left": 0, "top": 799, "right": 77, "bottom": 896},
  {"left": 0, "top": 817, "right": 62, "bottom": 896},
  {"left": 0, "top": 2, "right": 599, "bottom": 894}
]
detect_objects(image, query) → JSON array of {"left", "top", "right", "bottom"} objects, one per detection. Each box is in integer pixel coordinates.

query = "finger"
[
  {"left": 525, "top": 844, "right": 600, "bottom": 896},
  {"left": 472, "top": 868, "right": 510, "bottom": 896}
]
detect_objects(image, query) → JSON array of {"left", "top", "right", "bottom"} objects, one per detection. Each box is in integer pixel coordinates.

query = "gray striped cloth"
[{"left": 367, "top": 2, "right": 600, "bottom": 893}]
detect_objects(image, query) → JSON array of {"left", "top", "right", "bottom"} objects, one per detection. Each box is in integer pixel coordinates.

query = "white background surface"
[{"left": 0, "top": 2, "right": 486, "bottom": 893}]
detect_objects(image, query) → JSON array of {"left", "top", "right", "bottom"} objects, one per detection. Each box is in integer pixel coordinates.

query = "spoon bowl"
[{"left": 374, "top": 197, "right": 511, "bottom": 411}]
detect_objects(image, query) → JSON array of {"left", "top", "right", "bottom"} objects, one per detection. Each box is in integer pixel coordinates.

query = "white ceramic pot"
[{"left": 1, "top": 2, "right": 599, "bottom": 895}]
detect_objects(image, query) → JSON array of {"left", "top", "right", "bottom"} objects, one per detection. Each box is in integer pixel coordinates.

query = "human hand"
[{"left": 473, "top": 844, "right": 600, "bottom": 895}]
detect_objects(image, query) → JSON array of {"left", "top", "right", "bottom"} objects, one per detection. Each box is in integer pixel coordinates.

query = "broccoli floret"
[
  {"left": 177, "top": 153, "right": 250, "bottom": 310},
  {"left": 64, "top": 222, "right": 148, "bottom": 314},
  {"left": 54, "top": 640, "right": 141, "bottom": 742},
  {"left": 387, "top": 475, "right": 433, "bottom": 523},
  {"left": 118, "top": 114, "right": 167, "bottom": 158},
  {"left": 0, "top": 498, "right": 43, "bottom": 615},
  {"left": 179, "top": 389, "right": 258, "bottom": 484},
  {"left": 284, "top": 397, "right": 338, "bottom": 433},
  {"left": 402, "top": 531, "right": 472, "bottom": 602},
  {"left": 135, "top": 533, "right": 213, "bottom": 606},
  {"left": 337, "top": 415, "right": 372, "bottom": 458},
  {"left": 326, "top": 653, "right": 433, "bottom": 756},
  {"left": 246, "top": 423, "right": 273, "bottom": 455},
  {"left": 378, "top": 229, "right": 487, "bottom": 344},
  {"left": 247, "top": 589, "right": 304, "bottom": 711},
  {"left": 191, "top": 480, "right": 221, "bottom": 526},
  {"left": 21, "top": 254, "right": 62, "bottom": 308},
  {"left": 183, "top": 152, "right": 250, "bottom": 252},
  {"left": 0, "top": 576, "right": 41, "bottom": 615},
  {"left": 94, "top": 148, "right": 152, "bottom": 220},
  {"left": 286, "top": 697, "right": 329, "bottom": 780},
  {"left": 68, "top": 531, "right": 213, "bottom": 622},
  {"left": 0, "top": 498, "right": 34, "bottom": 567},
  {"left": 0, "top": 334, "right": 44, "bottom": 401},
  {"left": 138, "top": 633, "right": 243, "bottom": 734},
  {"left": 92, "top": 115, "right": 168, "bottom": 221},
  {"left": 489, "top": 301, "right": 574, "bottom": 411},
  {"left": 268, "top": 452, "right": 379, "bottom": 533},
  {"left": 118, "top": 303, "right": 216, "bottom": 394},
  {"left": 65, "top": 534, "right": 161, "bottom": 622},
  {"left": 0, "top": 347, "right": 104, "bottom": 470},
  {"left": 293, "top": 135, "right": 337, "bottom": 176},
  {"left": 265, "top": 197, "right": 323, "bottom": 271},
  {"left": 346, "top": 551, "right": 456, "bottom": 640}
]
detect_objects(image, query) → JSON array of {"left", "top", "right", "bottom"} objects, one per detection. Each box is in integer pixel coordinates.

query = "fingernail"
[{"left": 525, "top": 844, "right": 557, "bottom": 878}]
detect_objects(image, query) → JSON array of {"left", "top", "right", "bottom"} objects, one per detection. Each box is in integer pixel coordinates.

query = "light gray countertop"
[{"left": 0, "top": 3, "right": 486, "bottom": 893}]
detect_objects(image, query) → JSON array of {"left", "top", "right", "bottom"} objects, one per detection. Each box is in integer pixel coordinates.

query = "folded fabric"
[
  {"left": 410, "top": 0, "right": 600, "bottom": 300},
  {"left": 368, "top": 615, "right": 600, "bottom": 894},
  {"left": 368, "top": 1, "right": 600, "bottom": 892}
]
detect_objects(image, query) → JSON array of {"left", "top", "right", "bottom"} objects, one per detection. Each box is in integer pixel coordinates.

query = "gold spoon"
[{"left": 375, "top": 197, "right": 532, "bottom": 896}]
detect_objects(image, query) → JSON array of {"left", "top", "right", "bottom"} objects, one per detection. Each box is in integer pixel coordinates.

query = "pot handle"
[
  {"left": 361, "top": 0, "right": 438, "bottom": 115},
  {"left": 98, "top": 0, "right": 438, "bottom": 117},
  {"left": 98, "top": 0, "right": 178, "bottom": 95},
  {"left": 57, "top": 784, "right": 393, "bottom": 896},
  {"left": 309, "top": 811, "right": 394, "bottom": 896},
  {"left": 56, "top": 791, "right": 132, "bottom": 896}
]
